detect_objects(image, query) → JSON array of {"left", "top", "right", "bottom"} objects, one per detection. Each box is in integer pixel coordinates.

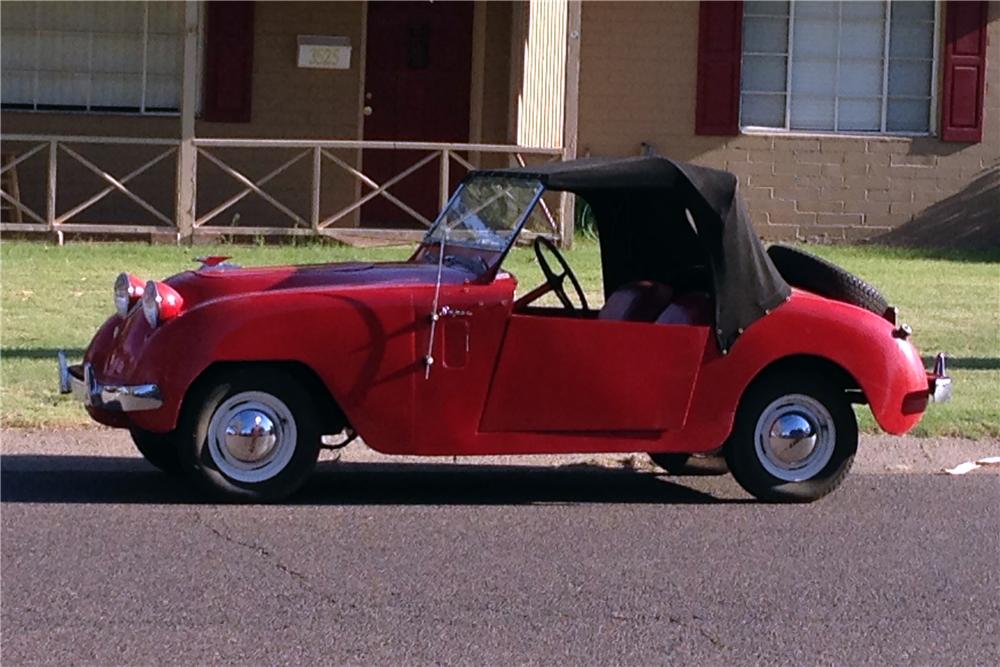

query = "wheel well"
[
  {"left": 750, "top": 355, "right": 865, "bottom": 403},
  {"left": 183, "top": 361, "right": 349, "bottom": 435}
]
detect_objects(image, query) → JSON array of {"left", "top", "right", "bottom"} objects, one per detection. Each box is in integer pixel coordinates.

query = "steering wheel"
[{"left": 532, "top": 236, "right": 589, "bottom": 312}]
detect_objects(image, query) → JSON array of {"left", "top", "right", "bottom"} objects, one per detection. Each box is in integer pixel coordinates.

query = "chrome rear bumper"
[
  {"left": 929, "top": 376, "right": 952, "bottom": 403},
  {"left": 58, "top": 351, "right": 163, "bottom": 412},
  {"left": 928, "top": 352, "right": 952, "bottom": 404}
]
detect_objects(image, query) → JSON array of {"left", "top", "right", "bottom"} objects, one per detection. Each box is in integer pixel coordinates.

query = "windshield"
[{"left": 423, "top": 177, "right": 544, "bottom": 252}]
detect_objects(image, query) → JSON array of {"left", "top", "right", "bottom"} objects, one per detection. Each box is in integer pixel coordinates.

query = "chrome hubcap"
[
  {"left": 207, "top": 392, "right": 297, "bottom": 483},
  {"left": 224, "top": 409, "right": 278, "bottom": 463},
  {"left": 767, "top": 413, "right": 817, "bottom": 465},
  {"left": 754, "top": 394, "right": 835, "bottom": 482}
]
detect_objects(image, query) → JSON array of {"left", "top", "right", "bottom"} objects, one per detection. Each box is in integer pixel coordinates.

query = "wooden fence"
[{"left": 0, "top": 134, "right": 569, "bottom": 245}]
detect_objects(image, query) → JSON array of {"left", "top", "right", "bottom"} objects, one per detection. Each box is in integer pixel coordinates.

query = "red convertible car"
[{"left": 59, "top": 156, "right": 950, "bottom": 502}]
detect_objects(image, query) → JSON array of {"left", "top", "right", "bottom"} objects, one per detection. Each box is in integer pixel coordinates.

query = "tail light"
[
  {"left": 114, "top": 273, "right": 145, "bottom": 317},
  {"left": 141, "top": 281, "right": 184, "bottom": 328}
]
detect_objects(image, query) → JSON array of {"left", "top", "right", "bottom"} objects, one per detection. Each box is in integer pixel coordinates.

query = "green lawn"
[{"left": 1, "top": 239, "right": 997, "bottom": 436}]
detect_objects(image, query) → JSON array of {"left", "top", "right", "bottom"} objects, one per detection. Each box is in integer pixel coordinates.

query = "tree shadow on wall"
[{"left": 876, "top": 168, "right": 1000, "bottom": 254}]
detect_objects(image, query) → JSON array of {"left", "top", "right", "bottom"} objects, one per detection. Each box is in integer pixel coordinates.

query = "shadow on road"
[{"left": 0, "top": 455, "right": 745, "bottom": 506}]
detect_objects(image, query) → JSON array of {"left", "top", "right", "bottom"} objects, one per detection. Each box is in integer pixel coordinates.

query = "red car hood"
[{"left": 164, "top": 261, "right": 475, "bottom": 307}]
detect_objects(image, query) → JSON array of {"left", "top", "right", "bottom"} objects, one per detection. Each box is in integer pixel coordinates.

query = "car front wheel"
[
  {"left": 181, "top": 369, "right": 321, "bottom": 502},
  {"left": 724, "top": 373, "right": 857, "bottom": 503},
  {"left": 129, "top": 427, "right": 184, "bottom": 475}
]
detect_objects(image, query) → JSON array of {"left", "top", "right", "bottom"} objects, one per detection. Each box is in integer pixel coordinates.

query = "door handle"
[
  {"left": 438, "top": 305, "right": 471, "bottom": 318},
  {"left": 425, "top": 306, "right": 472, "bottom": 378}
]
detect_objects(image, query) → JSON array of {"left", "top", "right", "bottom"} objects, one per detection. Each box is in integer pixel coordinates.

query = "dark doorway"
[{"left": 361, "top": 1, "right": 474, "bottom": 228}]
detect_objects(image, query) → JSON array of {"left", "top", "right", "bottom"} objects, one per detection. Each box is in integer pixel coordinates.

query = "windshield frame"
[{"left": 410, "top": 175, "right": 546, "bottom": 281}]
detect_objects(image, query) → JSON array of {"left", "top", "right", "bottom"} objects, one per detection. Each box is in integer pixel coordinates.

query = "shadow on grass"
[
  {"left": 862, "top": 244, "right": 1000, "bottom": 264},
  {"left": 920, "top": 356, "right": 1000, "bottom": 371},
  {"left": 2, "top": 347, "right": 86, "bottom": 360},
  {"left": 0, "top": 455, "right": 745, "bottom": 506}
]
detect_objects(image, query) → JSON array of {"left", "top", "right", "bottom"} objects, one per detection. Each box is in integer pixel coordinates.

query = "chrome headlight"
[
  {"left": 142, "top": 281, "right": 160, "bottom": 327},
  {"left": 142, "top": 281, "right": 184, "bottom": 328},
  {"left": 114, "top": 273, "right": 145, "bottom": 317}
]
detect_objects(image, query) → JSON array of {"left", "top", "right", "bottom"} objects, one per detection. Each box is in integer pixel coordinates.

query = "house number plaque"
[{"left": 297, "top": 35, "right": 352, "bottom": 70}]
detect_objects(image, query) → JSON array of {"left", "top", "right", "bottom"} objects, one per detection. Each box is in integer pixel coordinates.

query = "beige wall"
[
  {"left": 578, "top": 1, "right": 1000, "bottom": 242},
  {"left": 1, "top": 1, "right": 515, "bottom": 232},
  {"left": 200, "top": 0, "right": 365, "bottom": 229},
  {"left": 483, "top": 1, "right": 515, "bottom": 147},
  {"left": 2, "top": 1, "right": 365, "bottom": 140},
  {"left": 1, "top": 1, "right": 365, "bottom": 230}
]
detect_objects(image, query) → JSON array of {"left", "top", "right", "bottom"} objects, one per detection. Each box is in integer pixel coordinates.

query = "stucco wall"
[
  {"left": 2, "top": 2, "right": 365, "bottom": 139},
  {"left": 1, "top": 1, "right": 366, "bottom": 230},
  {"left": 483, "top": 1, "right": 515, "bottom": 147},
  {"left": 577, "top": 1, "right": 1000, "bottom": 242}
]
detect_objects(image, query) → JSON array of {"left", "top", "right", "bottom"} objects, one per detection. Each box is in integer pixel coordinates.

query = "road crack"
[
  {"left": 695, "top": 624, "right": 725, "bottom": 649},
  {"left": 191, "top": 509, "right": 343, "bottom": 609},
  {"left": 610, "top": 610, "right": 727, "bottom": 650}
]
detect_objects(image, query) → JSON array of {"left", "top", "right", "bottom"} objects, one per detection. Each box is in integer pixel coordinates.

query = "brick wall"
[{"left": 578, "top": 1, "right": 1000, "bottom": 242}]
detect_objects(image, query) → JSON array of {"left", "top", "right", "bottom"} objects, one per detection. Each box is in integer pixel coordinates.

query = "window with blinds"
[
  {"left": 740, "top": 0, "right": 938, "bottom": 134},
  {"left": 1, "top": 1, "right": 184, "bottom": 114}
]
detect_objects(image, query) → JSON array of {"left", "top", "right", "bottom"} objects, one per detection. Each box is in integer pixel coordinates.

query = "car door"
[
  {"left": 479, "top": 314, "right": 710, "bottom": 433},
  {"left": 406, "top": 279, "right": 515, "bottom": 453}
]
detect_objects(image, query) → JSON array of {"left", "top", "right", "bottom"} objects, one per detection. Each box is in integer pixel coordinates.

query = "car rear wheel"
[
  {"left": 129, "top": 427, "right": 184, "bottom": 475},
  {"left": 648, "top": 452, "right": 728, "bottom": 476},
  {"left": 180, "top": 369, "right": 321, "bottom": 502},
  {"left": 724, "top": 373, "right": 857, "bottom": 503}
]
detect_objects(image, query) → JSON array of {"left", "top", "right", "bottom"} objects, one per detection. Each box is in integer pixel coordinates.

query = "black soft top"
[{"left": 472, "top": 156, "right": 791, "bottom": 351}]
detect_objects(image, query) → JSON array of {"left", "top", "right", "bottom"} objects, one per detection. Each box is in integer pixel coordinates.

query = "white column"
[
  {"left": 558, "top": 0, "right": 582, "bottom": 248},
  {"left": 175, "top": 0, "right": 199, "bottom": 242}
]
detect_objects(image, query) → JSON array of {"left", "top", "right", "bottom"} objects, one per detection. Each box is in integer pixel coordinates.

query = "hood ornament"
[{"left": 194, "top": 256, "right": 240, "bottom": 271}]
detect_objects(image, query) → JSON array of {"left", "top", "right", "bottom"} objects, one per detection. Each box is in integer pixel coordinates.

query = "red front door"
[
  {"left": 362, "top": 1, "right": 473, "bottom": 228},
  {"left": 480, "top": 316, "right": 711, "bottom": 433}
]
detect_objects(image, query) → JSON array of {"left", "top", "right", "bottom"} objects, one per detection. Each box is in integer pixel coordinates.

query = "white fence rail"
[{"left": 0, "top": 134, "right": 567, "bottom": 244}]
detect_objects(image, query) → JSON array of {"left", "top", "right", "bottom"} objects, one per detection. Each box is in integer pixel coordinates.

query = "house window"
[
  {"left": 740, "top": 0, "right": 937, "bottom": 134},
  {"left": 1, "top": 1, "right": 184, "bottom": 114}
]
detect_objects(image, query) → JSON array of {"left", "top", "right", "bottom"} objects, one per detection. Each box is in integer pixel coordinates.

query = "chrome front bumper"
[{"left": 58, "top": 351, "right": 163, "bottom": 412}]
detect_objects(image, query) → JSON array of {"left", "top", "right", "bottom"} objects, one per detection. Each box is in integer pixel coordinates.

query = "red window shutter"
[
  {"left": 695, "top": 1, "right": 744, "bottom": 136},
  {"left": 940, "top": 1, "right": 988, "bottom": 142},
  {"left": 202, "top": 1, "right": 255, "bottom": 123}
]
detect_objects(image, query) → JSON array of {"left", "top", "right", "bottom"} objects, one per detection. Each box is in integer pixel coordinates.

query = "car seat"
[
  {"left": 656, "top": 292, "right": 713, "bottom": 326},
  {"left": 598, "top": 281, "right": 674, "bottom": 322}
]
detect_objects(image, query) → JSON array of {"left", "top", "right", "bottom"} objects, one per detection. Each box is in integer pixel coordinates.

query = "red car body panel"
[
  {"left": 480, "top": 316, "right": 709, "bottom": 432},
  {"left": 83, "top": 262, "right": 930, "bottom": 455}
]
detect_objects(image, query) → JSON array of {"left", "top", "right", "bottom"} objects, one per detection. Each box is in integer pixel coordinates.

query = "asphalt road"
[{"left": 2, "top": 430, "right": 998, "bottom": 666}]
